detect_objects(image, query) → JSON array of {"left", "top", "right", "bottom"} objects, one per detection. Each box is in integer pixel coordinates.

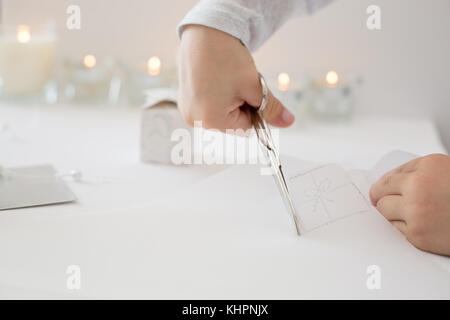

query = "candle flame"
[
  {"left": 17, "top": 25, "right": 31, "bottom": 44},
  {"left": 147, "top": 56, "right": 161, "bottom": 76},
  {"left": 83, "top": 54, "right": 97, "bottom": 69},
  {"left": 326, "top": 70, "right": 339, "bottom": 87},
  {"left": 277, "top": 72, "right": 290, "bottom": 91}
]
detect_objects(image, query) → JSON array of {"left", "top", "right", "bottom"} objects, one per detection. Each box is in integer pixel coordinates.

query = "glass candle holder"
[
  {"left": 307, "top": 71, "right": 362, "bottom": 121},
  {"left": 62, "top": 55, "right": 119, "bottom": 105},
  {"left": 125, "top": 57, "right": 178, "bottom": 107},
  {"left": 0, "top": 23, "right": 57, "bottom": 100}
]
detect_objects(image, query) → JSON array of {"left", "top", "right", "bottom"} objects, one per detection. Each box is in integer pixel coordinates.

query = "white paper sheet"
[{"left": 0, "top": 152, "right": 448, "bottom": 299}]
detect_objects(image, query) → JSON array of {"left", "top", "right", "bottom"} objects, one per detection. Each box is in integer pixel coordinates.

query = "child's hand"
[
  {"left": 370, "top": 154, "right": 450, "bottom": 256},
  {"left": 178, "top": 25, "right": 295, "bottom": 131}
]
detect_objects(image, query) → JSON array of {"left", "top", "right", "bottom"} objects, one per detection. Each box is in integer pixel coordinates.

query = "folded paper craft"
[
  {"left": 140, "top": 88, "right": 192, "bottom": 164},
  {"left": 288, "top": 164, "right": 370, "bottom": 232}
]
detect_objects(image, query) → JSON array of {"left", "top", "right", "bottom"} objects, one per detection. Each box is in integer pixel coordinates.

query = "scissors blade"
[
  {"left": 267, "top": 148, "right": 301, "bottom": 236},
  {"left": 251, "top": 73, "right": 302, "bottom": 236}
]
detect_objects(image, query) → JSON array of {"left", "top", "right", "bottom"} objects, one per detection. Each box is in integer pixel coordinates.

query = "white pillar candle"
[{"left": 0, "top": 24, "right": 56, "bottom": 95}]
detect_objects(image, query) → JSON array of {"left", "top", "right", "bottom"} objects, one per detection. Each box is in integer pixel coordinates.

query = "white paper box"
[{"left": 140, "top": 89, "right": 192, "bottom": 164}]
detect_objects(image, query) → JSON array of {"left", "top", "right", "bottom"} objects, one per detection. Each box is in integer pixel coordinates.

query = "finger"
[
  {"left": 395, "top": 157, "right": 422, "bottom": 173},
  {"left": 375, "top": 195, "right": 405, "bottom": 221},
  {"left": 391, "top": 220, "right": 407, "bottom": 235},
  {"left": 263, "top": 90, "right": 295, "bottom": 127},
  {"left": 370, "top": 172, "right": 409, "bottom": 205},
  {"left": 239, "top": 71, "right": 263, "bottom": 108},
  {"left": 239, "top": 73, "right": 295, "bottom": 128},
  {"left": 225, "top": 106, "right": 253, "bottom": 132},
  {"left": 375, "top": 157, "right": 422, "bottom": 185}
]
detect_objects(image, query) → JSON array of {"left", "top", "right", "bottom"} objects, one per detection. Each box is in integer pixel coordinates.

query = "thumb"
[{"left": 262, "top": 90, "right": 295, "bottom": 127}]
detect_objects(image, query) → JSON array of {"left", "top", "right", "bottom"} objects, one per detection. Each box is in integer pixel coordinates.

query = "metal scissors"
[{"left": 250, "top": 73, "right": 301, "bottom": 236}]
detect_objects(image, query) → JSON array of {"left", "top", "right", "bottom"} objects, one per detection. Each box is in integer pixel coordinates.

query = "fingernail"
[{"left": 281, "top": 108, "right": 295, "bottom": 124}]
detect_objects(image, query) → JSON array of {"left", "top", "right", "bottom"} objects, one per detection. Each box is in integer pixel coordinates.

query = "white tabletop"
[
  {"left": 1, "top": 104, "right": 446, "bottom": 213},
  {"left": 0, "top": 103, "right": 448, "bottom": 298}
]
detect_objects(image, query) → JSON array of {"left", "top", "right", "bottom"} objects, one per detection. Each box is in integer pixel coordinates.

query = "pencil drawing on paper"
[
  {"left": 304, "top": 177, "right": 334, "bottom": 215},
  {"left": 289, "top": 164, "right": 370, "bottom": 232}
]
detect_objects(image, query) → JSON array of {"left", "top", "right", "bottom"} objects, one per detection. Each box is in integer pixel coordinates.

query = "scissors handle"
[{"left": 258, "top": 72, "right": 269, "bottom": 114}]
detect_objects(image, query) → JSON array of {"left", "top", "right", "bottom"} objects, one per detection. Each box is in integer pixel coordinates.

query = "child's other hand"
[{"left": 370, "top": 154, "right": 450, "bottom": 256}]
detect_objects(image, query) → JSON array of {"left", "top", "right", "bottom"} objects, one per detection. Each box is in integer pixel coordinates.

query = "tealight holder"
[
  {"left": 125, "top": 57, "right": 178, "bottom": 106},
  {"left": 307, "top": 71, "right": 362, "bottom": 121},
  {"left": 0, "top": 23, "right": 57, "bottom": 102},
  {"left": 267, "top": 72, "right": 306, "bottom": 127},
  {"left": 62, "top": 55, "right": 121, "bottom": 105}
]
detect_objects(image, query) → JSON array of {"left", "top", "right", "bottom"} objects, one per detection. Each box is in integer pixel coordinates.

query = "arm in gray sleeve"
[{"left": 177, "top": 0, "right": 334, "bottom": 52}]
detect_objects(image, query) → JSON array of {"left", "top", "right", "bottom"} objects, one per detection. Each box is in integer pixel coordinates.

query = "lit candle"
[
  {"left": 277, "top": 72, "right": 291, "bottom": 91},
  {"left": 325, "top": 70, "right": 339, "bottom": 88},
  {"left": 64, "top": 54, "right": 113, "bottom": 103},
  {"left": 147, "top": 56, "right": 161, "bottom": 76},
  {"left": 309, "top": 70, "right": 355, "bottom": 120},
  {"left": 320, "top": 70, "right": 341, "bottom": 103},
  {"left": 0, "top": 24, "right": 56, "bottom": 96},
  {"left": 83, "top": 54, "right": 97, "bottom": 69},
  {"left": 72, "top": 54, "right": 104, "bottom": 85},
  {"left": 16, "top": 25, "right": 31, "bottom": 44}
]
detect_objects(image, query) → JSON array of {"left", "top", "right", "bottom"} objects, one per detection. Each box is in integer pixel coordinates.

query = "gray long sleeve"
[{"left": 177, "top": 0, "right": 333, "bottom": 52}]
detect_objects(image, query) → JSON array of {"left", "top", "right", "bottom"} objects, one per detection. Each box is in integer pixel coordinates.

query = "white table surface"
[{"left": 0, "top": 103, "right": 448, "bottom": 298}]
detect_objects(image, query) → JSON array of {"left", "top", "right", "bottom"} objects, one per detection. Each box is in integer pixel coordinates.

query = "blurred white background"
[{"left": 2, "top": 0, "right": 449, "bottom": 150}]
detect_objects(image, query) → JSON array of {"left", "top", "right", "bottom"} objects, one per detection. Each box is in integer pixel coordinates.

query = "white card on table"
[
  {"left": 0, "top": 165, "right": 76, "bottom": 210},
  {"left": 288, "top": 164, "right": 371, "bottom": 232}
]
